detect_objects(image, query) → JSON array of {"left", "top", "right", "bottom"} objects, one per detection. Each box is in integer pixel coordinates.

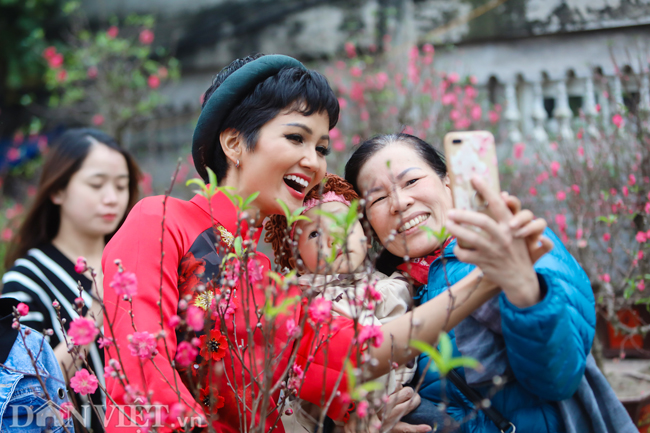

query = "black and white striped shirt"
[{"left": 1, "top": 244, "right": 105, "bottom": 432}]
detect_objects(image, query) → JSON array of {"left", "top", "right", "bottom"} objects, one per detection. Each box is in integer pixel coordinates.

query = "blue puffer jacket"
[{"left": 412, "top": 229, "right": 595, "bottom": 433}]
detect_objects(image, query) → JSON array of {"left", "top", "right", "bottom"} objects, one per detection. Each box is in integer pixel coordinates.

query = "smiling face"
[
  {"left": 52, "top": 142, "right": 130, "bottom": 238},
  {"left": 233, "top": 110, "right": 330, "bottom": 221},
  {"left": 356, "top": 142, "right": 453, "bottom": 259},
  {"left": 295, "top": 201, "right": 368, "bottom": 274}
]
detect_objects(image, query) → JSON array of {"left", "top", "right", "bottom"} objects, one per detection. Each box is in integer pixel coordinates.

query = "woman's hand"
[
  {"left": 445, "top": 177, "right": 543, "bottom": 308},
  {"left": 381, "top": 386, "right": 431, "bottom": 433}
]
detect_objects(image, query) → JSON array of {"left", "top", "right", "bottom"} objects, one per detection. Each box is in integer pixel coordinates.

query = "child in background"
[{"left": 266, "top": 174, "right": 417, "bottom": 431}]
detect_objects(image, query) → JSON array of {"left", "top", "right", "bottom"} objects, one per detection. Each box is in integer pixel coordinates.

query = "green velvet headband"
[{"left": 192, "top": 55, "right": 306, "bottom": 182}]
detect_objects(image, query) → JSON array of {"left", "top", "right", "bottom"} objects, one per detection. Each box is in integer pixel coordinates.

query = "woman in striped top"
[{"left": 2, "top": 128, "right": 140, "bottom": 432}]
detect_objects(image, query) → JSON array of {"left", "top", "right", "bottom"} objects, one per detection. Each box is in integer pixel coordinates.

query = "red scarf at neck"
[{"left": 396, "top": 237, "right": 455, "bottom": 286}]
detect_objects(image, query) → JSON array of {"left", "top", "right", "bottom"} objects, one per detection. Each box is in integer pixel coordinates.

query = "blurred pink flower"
[
  {"left": 97, "top": 337, "right": 113, "bottom": 348},
  {"left": 360, "top": 110, "right": 369, "bottom": 122},
  {"left": 140, "top": 172, "right": 153, "bottom": 195},
  {"left": 70, "top": 369, "right": 98, "bottom": 395},
  {"left": 350, "top": 66, "right": 363, "bottom": 77},
  {"left": 336, "top": 60, "right": 346, "bottom": 70},
  {"left": 308, "top": 298, "right": 332, "bottom": 325},
  {"left": 69, "top": 317, "right": 99, "bottom": 345},
  {"left": 344, "top": 42, "right": 356, "bottom": 58},
  {"left": 92, "top": 114, "right": 104, "bottom": 126},
  {"left": 529, "top": 187, "right": 537, "bottom": 196},
  {"left": 612, "top": 113, "right": 624, "bottom": 128},
  {"left": 636, "top": 231, "right": 648, "bottom": 243},
  {"left": 75, "top": 257, "right": 87, "bottom": 274},
  {"left": 423, "top": 43, "right": 434, "bottom": 54},
  {"left": 603, "top": 233, "right": 611, "bottom": 242},
  {"left": 60, "top": 401, "right": 74, "bottom": 420},
  {"left": 128, "top": 331, "right": 158, "bottom": 359},
  {"left": 441, "top": 93, "right": 457, "bottom": 106},
  {"left": 357, "top": 401, "right": 369, "bottom": 418},
  {"left": 449, "top": 109, "right": 461, "bottom": 121},
  {"left": 168, "top": 315, "right": 181, "bottom": 328},
  {"left": 576, "top": 229, "right": 583, "bottom": 239},
  {"left": 337, "top": 98, "right": 347, "bottom": 110},
  {"left": 549, "top": 142, "right": 558, "bottom": 151},
  {"left": 139, "top": 29, "right": 154, "bottom": 45},
  {"left": 286, "top": 318, "right": 300, "bottom": 339},
  {"left": 16, "top": 303, "right": 29, "bottom": 316},
  {"left": 571, "top": 184, "right": 580, "bottom": 194},
  {"left": 513, "top": 143, "right": 525, "bottom": 160},
  {"left": 106, "top": 26, "right": 119, "bottom": 39},
  {"left": 48, "top": 53, "right": 64, "bottom": 69},
  {"left": 56, "top": 70, "right": 67, "bottom": 82},
  {"left": 577, "top": 146, "right": 584, "bottom": 157},
  {"left": 352, "top": 135, "right": 361, "bottom": 146},
  {"left": 600, "top": 274, "right": 611, "bottom": 283},
  {"left": 2, "top": 228, "right": 13, "bottom": 241},
  {"left": 550, "top": 161, "right": 560, "bottom": 177},
  {"left": 42, "top": 46, "right": 56, "bottom": 60},
  {"left": 358, "top": 325, "right": 383, "bottom": 348},
  {"left": 465, "top": 86, "right": 478, "bottom": 99},
  {"left": 186, "top": 305, "right": 205, "bottom": 332},
  {"left": 488, "top": 110, "right": 499, "bottom": 124},
  {"left": 555, "top": 214, "right": 567, "bottom": 231},
  {"left": 448, "top": 72, "right": 460, "bottom": 83},
  {"left": 556, "top": 191, "right": 566, "bottom": 201},
  {"left": 333, "top": 140, "right": 346, "bottom": 151},
  {"left": 639, "top": 280, "right": 646, "bottom": 291},
  {"left": 175, "top": 341, "right": 198, "bottom": 367},
  {"left": 622, "top": 186, "right": 629, "bottom": 197},
  {"left": 111, "top": 270, "right": 138, "bottom": 297},
  {"left": 454, "top": 118, "right": 471, "bottom": 129},
  {"left": 87, "top": 66, "right": 98, "bottom": 78},
  {"left": 247, "top": 258, "right": 263, "bottom": 284},
  {"left": 7, "top": 147, "right": 19, "bottom": 162},
  {"left": 629, "top": 174, "right": 636, "bottom": 186},
  {"left": 148, "top": 75, "right": 160, "bottom": 89},
  {"left": 470, "top": 105, "right": 482, "bottom": 120}
]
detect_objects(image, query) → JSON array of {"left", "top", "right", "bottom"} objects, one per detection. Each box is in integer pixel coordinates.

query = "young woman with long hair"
[{"left": 2, "top": 127, "right": 140, "bottom": 432}]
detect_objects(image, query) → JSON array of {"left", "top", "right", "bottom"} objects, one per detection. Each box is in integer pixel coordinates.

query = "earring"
[{"left": 235, "top": 159, "right": 240, "bottom": 168}]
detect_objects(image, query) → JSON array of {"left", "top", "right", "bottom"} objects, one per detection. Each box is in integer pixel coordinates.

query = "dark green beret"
[{"left": 192, "top": 55, "right": 306, "bottom": 182}]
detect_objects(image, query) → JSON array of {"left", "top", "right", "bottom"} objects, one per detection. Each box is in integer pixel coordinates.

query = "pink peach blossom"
[
  {"left": 308, "top": 298, "right": 332, "bottom": 325},
  {"left": 350, "top": 66, "right": 363, "bottom": 77},
  {"left": 111, "top": 270, "right": 137, "bottom": 297},
  {"left": 139, "top": 29, "right": 154, "bottom": 45},
  {"left": 106, "top": 26, "right": 119, "bottom": 39},
  {"left": 175, "top": 341, "right": 198, "bottom": 367},
  {"left": 612, "top": 113, "right": 624, "bottom": 128},
  {"left": 638, "top": 280, "right": 646, "bottom": 291},
  {"left": 92, "top": 114, "right": 104, "bottom": 126},
  {"left": 603, "top": 233, "right": 611, "bottom": 242},
  {"left": 488, "top": 110, "right": 499, "bottom": 124},
  {"left": 513, "top": 143, "right": 525, "bottom": 160},
  {"left": 556, "top": 191, "right": 566, "bottom": 201},
  {"left": 571, "top": 184, "right": 580, "bottom": 194},
  {"left": 529, "top": 187, "right": 537, "bottom": 196},
  {"left": 147, "top": 75, "right": 160, "bottom": 89},
  {"left": 629, "top": 174, "right": 636, "bottom": 186},
  {"left": 600, "top": 274, "right": 611, "bottom": 283},
  {"left": 550, "top": 161, "right": 560, "bottom": 177},
  {"left": 636, "top": 231, "right": 648, "bottom": 243},
  {"left": 70, "top": 369, "right": 98, "bottom": 395},
  {"left": 128, "top": 331, "right": 158, "bottom": 359},
  {"left": 344, "top": 42, "right": 356, "bottom": 58},
  {"left": 358, "top": 325, "right": 384, "bottom": 348},
  {"left": 470, "top": 105, "right": 482, "bottom": 120},
  {"left": 577, "top": 146, "right": 584, "bottom": 157},
  {"left": 186, "top": 306, "right": 205, "bottom": 332},
  {"left": 69, "top": 317, "right": 99, "bottom": 345},
  {"left": 16, "top": 303, "right": 29, "bottom": 316}
]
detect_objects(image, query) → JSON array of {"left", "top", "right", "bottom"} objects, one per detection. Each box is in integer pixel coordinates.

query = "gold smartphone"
[{"left": 443, "top": 130, "right": 501, "bottom": 246}]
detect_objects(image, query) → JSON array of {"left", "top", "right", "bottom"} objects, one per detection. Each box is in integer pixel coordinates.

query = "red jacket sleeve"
[
  {"left": 296, "top": 316, "right": 358, "bottom": 422},
  {"left": 103, "top": 198, "right": 205, "bottom": 433}
]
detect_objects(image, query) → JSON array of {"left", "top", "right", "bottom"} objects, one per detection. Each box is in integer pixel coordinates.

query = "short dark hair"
[
  {"left": 344, "top": 133, "right": 447, "bottom": 193},
  {"left": 6, "top": 128, "right": 140, "bottom": 268},
  {"left": 201, "top": 54, "right": 340, "bottom": 183},
  {"left": 344, "top": 133, "right": 447, "bottom": 274}
]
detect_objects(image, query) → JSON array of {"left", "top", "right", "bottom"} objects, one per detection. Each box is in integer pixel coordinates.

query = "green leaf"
[
  {"left": 345, "top": 360, "right": 356, "bottom": 392},
  {"left": 438, "top": 332, "right": 452, "bottom": 362},
  {"left": 234, "top": 236, "right": 243, "bottom": 256},
  {"left": 276, "top": 199, "right": 291, "bottom": 219},
  {"left": 243, "top": 191, "right": 260, "bottom": 208},
  {"left": 351, "top": 380, "right": 385, "bottom": 400},
  {"left": 265, "top": 296, "right": 300, "bottom": 319}
]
